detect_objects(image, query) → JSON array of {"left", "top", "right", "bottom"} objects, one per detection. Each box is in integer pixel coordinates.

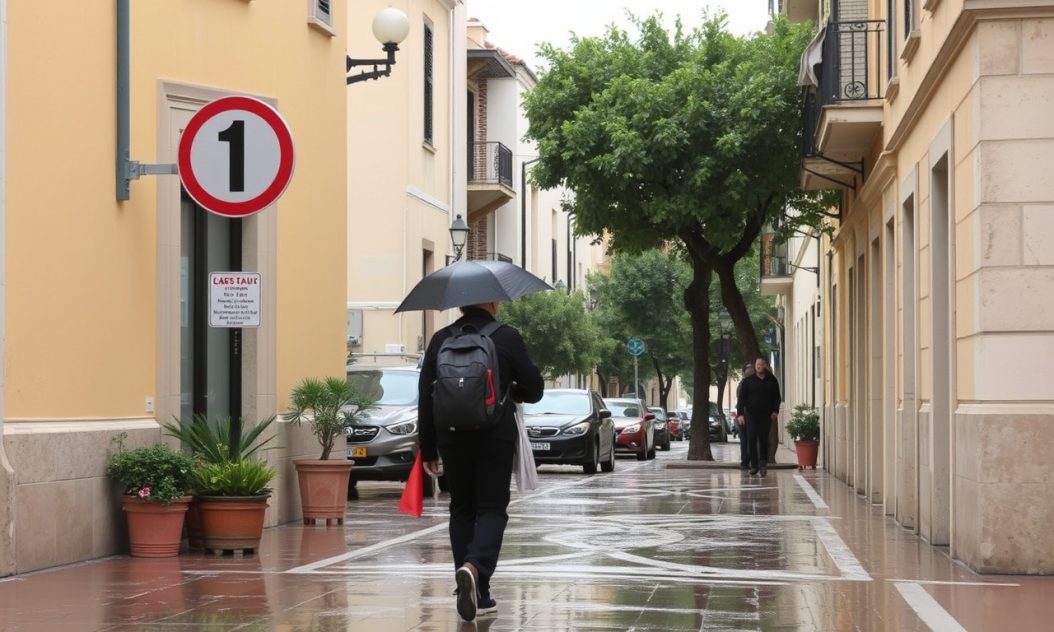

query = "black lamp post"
[
  {"left": 346, "top": 8, "right": 411, "bottom": 85},
  {"left": 448, "top": 214, "right": 470, "bottom": 264}
]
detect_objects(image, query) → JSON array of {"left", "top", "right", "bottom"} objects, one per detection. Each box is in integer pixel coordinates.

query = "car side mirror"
[
  {"left": 644, "top": 412, "right": 655, "bottom": 421},
  {"left": 599, "top": 409, "right": 612, "bottom": 419}
]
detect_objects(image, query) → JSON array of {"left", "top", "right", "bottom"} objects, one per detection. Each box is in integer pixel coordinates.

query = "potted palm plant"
[
  {"left": 785, "top": 404, "right": 821, "bottom": 469},
  {"left": 193, "top": 458, "right": 277, "bottom": 554},
  {"left": 285, "top": 376, "right": 374, "bottom": 525},
  {"left": 107, "top": 436, "right": 196, "bottom": 557},
  {"left": 163, "top": 414, "right": 278, "bottom": 548}
]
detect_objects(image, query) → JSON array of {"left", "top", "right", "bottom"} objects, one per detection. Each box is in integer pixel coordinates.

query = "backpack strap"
[{"left": 478, "top": 320, "right": 509, "bottom": 404}]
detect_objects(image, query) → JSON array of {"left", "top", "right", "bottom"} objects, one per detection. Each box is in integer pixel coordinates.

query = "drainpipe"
[
  {"left": 520, "top": 157, "right": 539, "bottom": 268},
  {"left": 116, "top": 0, "right": 176, "bottom": 201}
]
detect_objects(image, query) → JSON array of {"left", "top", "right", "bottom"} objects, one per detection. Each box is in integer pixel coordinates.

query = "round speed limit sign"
[{"left": 178, "top": 96, "right": 295, "bottom": 218}]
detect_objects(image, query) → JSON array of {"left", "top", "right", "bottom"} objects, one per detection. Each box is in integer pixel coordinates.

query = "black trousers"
[
  {"left": 744, "top": 414, "right": 772, "bottom": 470},
  {"left": 738, "top": 422, "right": 749, "bottom": 467},
  {"left": 438, "top": 433, "right": 515, "bottom": 596}
]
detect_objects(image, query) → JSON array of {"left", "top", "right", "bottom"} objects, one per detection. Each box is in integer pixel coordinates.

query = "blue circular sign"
[{"left": 627, "top": 337, "right": 645, "bottom": 356}]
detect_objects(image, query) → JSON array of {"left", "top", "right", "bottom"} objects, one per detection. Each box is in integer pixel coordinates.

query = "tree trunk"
[
  {"left": 684, "top": 261, "right": 714, "bottom": 461},
  {"left": 713, "top": 258, "right": 761, "bottom": 361}
]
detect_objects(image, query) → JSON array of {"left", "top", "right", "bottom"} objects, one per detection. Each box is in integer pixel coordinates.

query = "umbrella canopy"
[{"left": 394, "top": 259, "right": 552, "bottom": 313}]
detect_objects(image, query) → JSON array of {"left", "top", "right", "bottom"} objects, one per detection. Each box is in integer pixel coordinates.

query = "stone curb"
[{"left": 664, "top": 461, "right": 801, "bottom": 470}]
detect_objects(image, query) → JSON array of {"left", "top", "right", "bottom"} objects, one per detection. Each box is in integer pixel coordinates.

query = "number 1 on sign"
[{"left": 217, "top": 120, "right": 245, "bottom": 192}]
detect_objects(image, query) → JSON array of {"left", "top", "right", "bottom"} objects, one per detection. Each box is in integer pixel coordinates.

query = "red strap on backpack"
[{"left": 485, "top": 369, "right": 496, "bottom": 406}]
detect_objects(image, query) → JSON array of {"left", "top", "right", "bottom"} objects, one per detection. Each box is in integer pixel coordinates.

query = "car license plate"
[
  {"left": 347, "top": 447, "right": 367, "bottom": 458},
  {"left": 530, "top": 442, "right": 550, "bottom": 452}
]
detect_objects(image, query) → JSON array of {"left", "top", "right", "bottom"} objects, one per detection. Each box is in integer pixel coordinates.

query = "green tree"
[
  {"left": 586, "top": 250, "right": 691, "bottom": 411},
  {"left": 523, "top": 14, "right": 825, "bottom": 460},
  {"left": 500, "top": 289, "right": 602, "bottom": 381}
]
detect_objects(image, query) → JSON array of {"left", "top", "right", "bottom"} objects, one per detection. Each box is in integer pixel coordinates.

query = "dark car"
[
  {"left": 707, "top": 402, "right": 727, "bottom": 443},
  {"left": 676, "top": 410, "right": 692, "bottom": 440},
  {"left": 524, "top": 389, "right": 616, "bottom": 474},
  {"left": 344, "top": 365, "right": 442, "bottom": 496},
  {"left": 647, "top": 406, "right": 672, "bottom": 451},
  {"left": 602, "top": 397, "right": 656, "bottom": 461}
]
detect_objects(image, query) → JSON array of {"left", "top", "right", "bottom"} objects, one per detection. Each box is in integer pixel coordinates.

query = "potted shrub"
[
  {"left": 785, "top": 404, "right": 821, "bottom": 469},
  {"left": 194, "top": 458, "right": 277, "bottom": 554},
  {"left": 285, "top": 376, "right": 374, "bottom": 525},
  {"left": 163, "top": 414, "right": 278, "bottom": 548},
  {"left": 107, "top": 436, "right": 197, "bottom": 557}
]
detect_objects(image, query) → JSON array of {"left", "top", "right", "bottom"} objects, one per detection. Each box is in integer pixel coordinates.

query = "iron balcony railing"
[
  {"left": 760, "top": 232, "right": 790, "bottom": 279},
  {"left": 468, "top": 141, "right": 513, "bottom": 188},
  {"left": 801, "top": 19, "right": 886, "bottom": 157}
]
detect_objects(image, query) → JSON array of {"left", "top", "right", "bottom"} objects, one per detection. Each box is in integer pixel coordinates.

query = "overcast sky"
[{"left": 465, "top": 0, "right": 772, "bottom": 72}]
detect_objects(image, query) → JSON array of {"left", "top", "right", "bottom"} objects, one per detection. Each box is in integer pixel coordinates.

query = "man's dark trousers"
[
  {"left": 744, "top": 414, "right": 772, "bottom": 470},
  {"left": 738, "top": 423, "right": 749, "bottom": 467},
  {"left": 439, "top": 433, "right": 515, "bottom": 597}
]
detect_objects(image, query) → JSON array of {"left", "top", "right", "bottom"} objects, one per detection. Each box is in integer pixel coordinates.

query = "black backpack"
[{"left": 432, "top": 321, "right": 506, "bottom": 432}]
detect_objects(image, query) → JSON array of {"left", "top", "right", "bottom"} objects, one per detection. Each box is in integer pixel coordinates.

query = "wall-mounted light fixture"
[
  {"left": 347, "top": 7, "right": 411, "bottom": 85},
  {"left": 448, "top": 214, "right": 470, "bottom": 264}
]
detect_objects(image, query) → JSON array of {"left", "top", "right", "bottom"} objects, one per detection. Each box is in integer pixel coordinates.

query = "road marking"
[
  {"left": 812, "top": 519, "right": 871, "bottom": 581},
  {"left": 887, "top": 579, "right": 1019, "bottom": 587},
  {"left": 794, "top": 473, "right": 829, "bottom": 509},
  {"left": 894, "top": 582, "right": 968, "bottom": 632}
]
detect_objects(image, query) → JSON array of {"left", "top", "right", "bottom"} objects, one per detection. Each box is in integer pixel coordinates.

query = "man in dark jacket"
[
  {"left": 735, "top": 363, "right": 754, "bottom": 470},
  {"left": 735, "top": 357, "right": 782, "bottom": 477},
  {"left": 419, "top": 301, "right": 544, "bottom": 622}
]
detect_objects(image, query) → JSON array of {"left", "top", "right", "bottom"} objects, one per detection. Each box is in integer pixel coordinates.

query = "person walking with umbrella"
[{"left": 399, "top": 261, "right": 547, "bottom": 622}]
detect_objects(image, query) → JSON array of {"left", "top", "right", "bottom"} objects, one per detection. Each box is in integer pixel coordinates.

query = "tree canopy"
[
  {"left": 523, "top": 14, "right": 823, "bottom": 459},
  {"left": 499, "top": 289, "right": 602, "bottom": 381}
]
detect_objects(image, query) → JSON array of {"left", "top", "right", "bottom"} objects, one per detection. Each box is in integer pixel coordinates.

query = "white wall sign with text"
[{"left": 209, "top": 272, "right": 261, "bottom": 328}]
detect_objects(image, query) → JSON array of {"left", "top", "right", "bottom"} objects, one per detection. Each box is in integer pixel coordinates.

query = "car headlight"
[
  {"left": 386, "top": 419, "right": 418, "bottom": 435},
  {"left": 561, "top": 421, "right": 590, "bottom": 436},
  {"left": 622, "top": 423, "right": 640, "bottom": 433}
]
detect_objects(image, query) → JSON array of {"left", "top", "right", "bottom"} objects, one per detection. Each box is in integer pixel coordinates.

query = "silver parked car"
[{"left": 345, "top": 365, "right": 440, "bottom": 496}]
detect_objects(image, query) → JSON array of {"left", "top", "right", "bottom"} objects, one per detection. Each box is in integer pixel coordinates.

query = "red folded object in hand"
[{"left": 398, "top": 451, "right": 424, "bottom": 518}]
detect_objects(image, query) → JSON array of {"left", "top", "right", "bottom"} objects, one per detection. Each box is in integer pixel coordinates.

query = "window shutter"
[{"left": 424, "top": 24, "right": 434, "bottom": 145}]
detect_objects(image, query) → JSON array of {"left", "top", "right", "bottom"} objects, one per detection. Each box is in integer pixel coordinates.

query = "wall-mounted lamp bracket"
[{"left": 346, "top": 43, "right": 400, "bottom": 84}]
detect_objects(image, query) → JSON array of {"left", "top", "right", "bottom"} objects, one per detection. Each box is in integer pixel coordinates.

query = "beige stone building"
[
  {"left": 784, "top": 0, "right": 1054, "bottom": 573},
  {"left": 0, "top": 1, "right": 352, "bottom": 575}
]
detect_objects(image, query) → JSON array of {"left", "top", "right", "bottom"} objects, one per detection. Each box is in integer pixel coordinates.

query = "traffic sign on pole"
[
  {"left": 627, "top": 337, "right": 646, "bottom": 357},
  {"left": 178, "top": 96, "right": 295, "bottom": 218}
]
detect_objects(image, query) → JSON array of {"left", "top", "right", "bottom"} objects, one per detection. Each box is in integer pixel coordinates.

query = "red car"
[
  {"left": 667, "top": 412, "right": 683, "bottom": 440},
  {"left": 603, "top": 398, "right": 656, "bottom": 461}
]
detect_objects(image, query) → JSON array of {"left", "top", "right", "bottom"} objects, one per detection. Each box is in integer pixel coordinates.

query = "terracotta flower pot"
[
  {"left": 121, "top": 495, "right": 192, "bottom": 558},
  {"left": 294, "top": 460, "right": 354, "bottom": 525},
  {"left": 794, "top": 439, "right": 820, "bottom": 469},
  {"left": 197, "top": 494, "right": 271, "bottom": 553}
]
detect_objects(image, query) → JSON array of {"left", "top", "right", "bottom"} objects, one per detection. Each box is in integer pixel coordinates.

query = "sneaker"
[
  {"left": 759, "top": 467, "right": 767, "bottom": 477},
  {"left": 455, "top": 564, "right": 478, "bottom": 621},
  {"left": 477, "top": 594, "right": 497, "bottom": 616},
  {"left": 749, "top": 468, "right": 759, "bottom": 475}
]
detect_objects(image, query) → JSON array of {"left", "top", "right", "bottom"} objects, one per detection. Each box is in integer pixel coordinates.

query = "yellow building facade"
[
  {"left": 791, "top": 0, "right": 1054, "bottom": 572},
  {"left": 0, "top": 1, "right": 351, "bottom": 574}
]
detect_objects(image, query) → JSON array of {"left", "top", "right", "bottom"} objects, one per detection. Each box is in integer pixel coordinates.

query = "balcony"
[
  {"left": 800, "top": 20, "right": 886, "bottom": 190},
  {"left": 760, "top": 232, "right": 792, "bottom": 296},
  {"left": 467, "top": 141, "right": 515, "bottom": 217}
]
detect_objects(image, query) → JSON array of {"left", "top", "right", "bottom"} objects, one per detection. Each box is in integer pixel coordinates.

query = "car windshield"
[
  {"left": 346, "top": 369, "right": 418, "bottom": 406},
  {"left": 603, "top": 400, "right": 640, "bottom": 417},
  {"left": 523, "top": 391, "right": 591, "bottom": 415}
]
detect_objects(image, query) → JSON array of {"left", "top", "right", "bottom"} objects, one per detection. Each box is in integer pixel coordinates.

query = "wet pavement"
[{"left": 1, "top": 440, "right": 1051, "bottom": 631}]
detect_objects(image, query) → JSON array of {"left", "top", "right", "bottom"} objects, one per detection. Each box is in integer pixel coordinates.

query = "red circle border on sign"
[{"left": 177, "top": 96, "right": 295, "bottom": 218}]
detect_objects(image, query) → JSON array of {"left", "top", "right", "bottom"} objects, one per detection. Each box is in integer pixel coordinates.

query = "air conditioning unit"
[{"left": 308, "top": 0, "right": 334, "bottom": 33}]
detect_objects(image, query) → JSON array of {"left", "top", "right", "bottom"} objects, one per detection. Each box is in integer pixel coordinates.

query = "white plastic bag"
[{"left": 512, "top": 403, "right": 539, "bottom": 491}]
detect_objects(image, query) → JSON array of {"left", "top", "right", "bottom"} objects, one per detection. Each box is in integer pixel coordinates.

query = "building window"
[
  {"left": 903, "top": 0, "right": 917, "bottom": 38},
  {"left": 424, "top": 21, "right": 434, "bottom": 146}
]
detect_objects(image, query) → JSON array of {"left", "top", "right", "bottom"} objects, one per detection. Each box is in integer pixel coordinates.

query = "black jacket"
[
  {"left": 418, "top": 308, "right": 544, "bottom": 461},
  {"left": 736, "top": 372, "right": 782, "bottom": 420}
]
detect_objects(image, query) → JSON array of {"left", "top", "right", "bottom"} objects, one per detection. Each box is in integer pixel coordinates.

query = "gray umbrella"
[{"left": 394, "top": 259, "right": 553, "bottom": 312}]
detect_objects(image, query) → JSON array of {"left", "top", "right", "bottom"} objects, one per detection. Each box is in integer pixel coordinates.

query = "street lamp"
[
  {"left": 448, "top": 214, "right": 470, "bottom": 264},
  {"left": 346, "top": 7, "right": 411, "bottom": 85}
]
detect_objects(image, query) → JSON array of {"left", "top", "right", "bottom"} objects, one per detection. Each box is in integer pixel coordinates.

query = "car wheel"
[
  {"left": 601, "top": 437, "right": 615, "bottom": 473},
  {"left": 647, "top": 443, "right": 657, "bottom": 459},
  {"left": 662, "top": 439, "right": 671, "bottom": 451},
  {"left": 583, "top": 441, "right": 599, "bottom": 475},
  {"left": 636, "top": 438, "right": 648, "bottom": 461}
]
